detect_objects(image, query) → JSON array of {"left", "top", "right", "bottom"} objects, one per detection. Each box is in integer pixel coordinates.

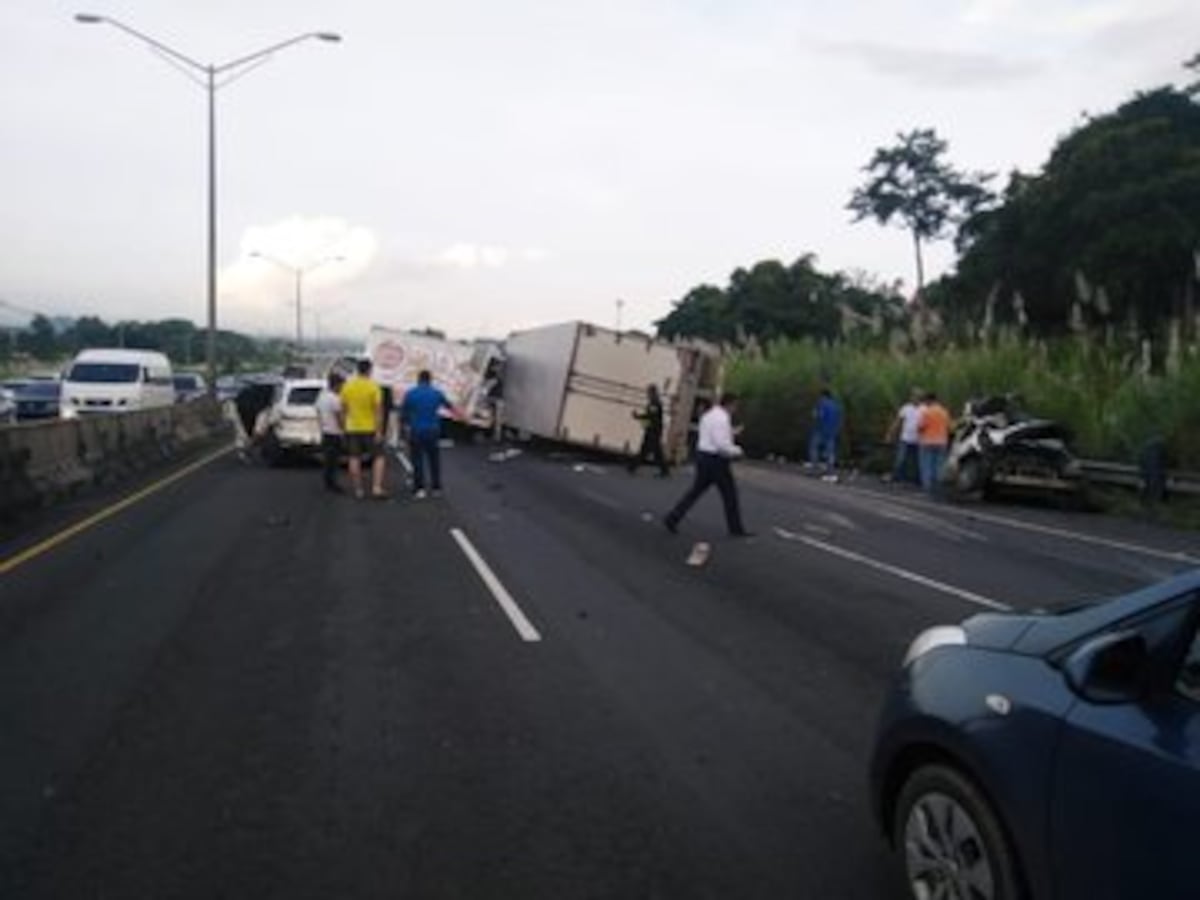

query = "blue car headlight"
[{"left": 903, "top": 625, "right": 967, "bottom": 667}]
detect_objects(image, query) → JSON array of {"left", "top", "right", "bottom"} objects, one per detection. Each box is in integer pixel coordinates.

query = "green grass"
[{"left": 727, "top": 337, "right": 1200, "bottom": 471}]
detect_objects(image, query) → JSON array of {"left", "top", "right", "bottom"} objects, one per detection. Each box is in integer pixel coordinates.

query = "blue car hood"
[{"left": 963, "top": 568, "right": 1200, "bottom": 658}]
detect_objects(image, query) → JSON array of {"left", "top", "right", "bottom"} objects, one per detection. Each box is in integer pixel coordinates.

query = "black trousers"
[
  {"left": 321, "top": 434, "right": 343, "bottom": 489},
  {"left": 666, "top": 452, "right": 745, "bottom": 534},
  {"left": 630, "top": 427, "right": 668, "bottom": 475}
]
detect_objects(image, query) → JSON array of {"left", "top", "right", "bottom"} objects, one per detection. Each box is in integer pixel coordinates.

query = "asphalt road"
[{"left": 2, "top": 443, "right": 1197, "bottom": 899}]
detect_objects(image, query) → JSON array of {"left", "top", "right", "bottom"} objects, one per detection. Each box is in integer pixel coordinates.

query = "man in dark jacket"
[{"left": 628, "top": 384, "right": 669, "bottom": 477}]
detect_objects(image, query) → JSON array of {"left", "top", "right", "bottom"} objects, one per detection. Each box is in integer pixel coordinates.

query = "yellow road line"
[{"left": 0, "top": 444, "right": 233, "bottom": 576}]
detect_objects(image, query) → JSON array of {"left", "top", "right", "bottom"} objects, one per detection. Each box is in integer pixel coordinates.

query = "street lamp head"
[
  {"left": 315, "top": 32, "right": 342, "bottom": 43},
  {"left": 74, "top": 13, "right": 105, "bottom": 24}
]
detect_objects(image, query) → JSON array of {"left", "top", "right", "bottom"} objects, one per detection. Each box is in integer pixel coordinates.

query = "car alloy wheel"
[{"left": 894, "top": 764, "right": 1023, "bottom": 900}]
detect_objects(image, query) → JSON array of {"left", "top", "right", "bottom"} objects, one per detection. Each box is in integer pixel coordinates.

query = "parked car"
[
  {"left": 60, "top": 348, "right": 174, "bottom": 417},
  {"left": 11, "top": 379, "right": 61, "bottom": 420},
  {"left": 172, "top": 372, "right": 208, "bottom": 403},
  {"left": 260, "top": 378, "right": 324, "bottom": 465},
  {"left": 870, "top": 569, "right": 1200, "bottom": 900}
]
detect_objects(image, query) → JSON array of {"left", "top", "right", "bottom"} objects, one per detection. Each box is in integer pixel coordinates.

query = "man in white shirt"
[
  {"left": 888, "top": 388, "right": 923, "bottom": 485},
  {"left": 664, "top": 393, "right": 750, "bottom": 537},
  {"left": 314, "top": 371, "right": 345, "bottom": 493}
]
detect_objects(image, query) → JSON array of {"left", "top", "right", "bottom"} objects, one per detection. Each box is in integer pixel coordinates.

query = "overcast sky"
[{"left": 1, "top": 0, "right": 1196, "bottom": 341}]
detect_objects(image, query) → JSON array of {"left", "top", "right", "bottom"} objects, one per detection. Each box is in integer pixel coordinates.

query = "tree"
[
  {"left": 950, "top": 88, "right": 1200, "bottom": 341},
  {"left": 655, "top": 255, "right": 903, "bottom": 346},
  {"left": 18, "top": 315, "right": 59, "bottom": 360},
  {"left": 1186, "top": 52, "right": 1199, "bottom": 96},
  {"left": 848, "top": 128, "right": 995, "bottom": 294}
]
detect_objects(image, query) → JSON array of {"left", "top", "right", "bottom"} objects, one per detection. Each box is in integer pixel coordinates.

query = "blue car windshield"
[
  {"left": 68, "top": 363, "right": 140, "bottom": 384},
  {"left": 17, "top": 382, "right": 60, "bottom": 398}
]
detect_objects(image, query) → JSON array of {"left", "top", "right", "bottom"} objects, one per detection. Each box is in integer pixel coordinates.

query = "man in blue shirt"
[
  {"left": 808, "top": 388, "right": 843, "bottom": 480},
  {"left": 400, "top": 370, "right": 458, "bottom": 498}
]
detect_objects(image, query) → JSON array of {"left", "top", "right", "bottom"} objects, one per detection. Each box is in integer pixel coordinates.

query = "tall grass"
[{"left": 728, "top": 336, "right": 1200, "bottom": 470}]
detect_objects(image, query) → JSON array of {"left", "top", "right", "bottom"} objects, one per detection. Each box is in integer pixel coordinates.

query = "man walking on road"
[
  {"left": 887, "top": 388, "right": 923, "bottom": 485},
  {"left": 315, "top": 371, "right": 345, "bottom": 493},
  {"left": 664, "top": 393, "right": 750, "bottom": 537},
  {"left": 628, "top": 384, "right": 670, "bottom": 477},
  {"left": 401, "top": 369, "right": 458, "bottom": 499},
  {"left": 917, "top": 390, "right": 952, "bottom": 495},
  {"left": 341, "top": 359, "right": 389, "bottom": 500}
]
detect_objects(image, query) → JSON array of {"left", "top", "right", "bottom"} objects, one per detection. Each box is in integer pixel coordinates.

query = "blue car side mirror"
[{"left": 1064, "top": 630, "right": 1149, "bottom": 704}]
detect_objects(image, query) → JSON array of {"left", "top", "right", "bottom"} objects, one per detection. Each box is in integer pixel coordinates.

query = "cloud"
[
  {"left": 218, "top": 216, "right": 378, "bottom": 330},
  {"left": 822, "top": 40, "right": 1044, "bottom": 88},
  {"left": 433, "top": 243, "right": 551, "bottom": 269}
]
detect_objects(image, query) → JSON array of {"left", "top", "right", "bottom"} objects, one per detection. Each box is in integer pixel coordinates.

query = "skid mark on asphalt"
[
  {"left": 773, "top": 526, "right": 1012, "bottom": 612},
  {"left": 821, "top": 511, "right": 860, "bottom": 532},
  {"left": 846, "top": 487, "right": 1200, "bottom": 564},
  {"left": 868, "top": 503, "right": 988, "bottom": 543}
]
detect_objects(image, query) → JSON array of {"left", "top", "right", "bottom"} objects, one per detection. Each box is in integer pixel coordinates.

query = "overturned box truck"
[
  {"left": 361, "top": 326, "right": 502, "bottom": 429},
  {"left": 501, "top": 322, "right": 721, "bottom": 462}
]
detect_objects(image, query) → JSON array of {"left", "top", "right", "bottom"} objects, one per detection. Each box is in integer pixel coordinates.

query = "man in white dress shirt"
[{"left": 664, "top": 393, "right": 750, "bottom": 537}]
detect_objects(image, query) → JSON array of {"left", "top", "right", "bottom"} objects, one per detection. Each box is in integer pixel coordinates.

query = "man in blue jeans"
[
  {"left": 400, "top": 370, "right": 459, "bottom": 498},
  {"left": 808, "top": 388, "right": 843, "bottom": 480}
]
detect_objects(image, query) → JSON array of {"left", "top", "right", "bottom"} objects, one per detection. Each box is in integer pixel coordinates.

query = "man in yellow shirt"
[{"left": 340, "top": 358, "right": 388, "bottom": 499}]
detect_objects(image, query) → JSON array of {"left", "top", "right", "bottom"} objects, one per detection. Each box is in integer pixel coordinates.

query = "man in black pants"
[
  {"left": 314, "top": 371, "right": 345, "bottom": 492},
  {"left": 628, "top": 384, "right": 669, "bottom": 477},
  {"left": 664, "top": 393, "right": 750, "bottom": 536}
]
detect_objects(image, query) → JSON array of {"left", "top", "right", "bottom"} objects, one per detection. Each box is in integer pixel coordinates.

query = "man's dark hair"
[
  {"left": 357, "top": 358, "right": 372, "bottom": 376},
  {"left": 925, "top": 390, "right": 938, "bottom": 402},
  {"left": 418, "top": 369, "right": 432, "bottom": 384},
  {"left": 328, "top": 371, "right": 344, "bottom": 389},
  {"left": 720, "top": 392, "right": 737, "bottom": 406}
]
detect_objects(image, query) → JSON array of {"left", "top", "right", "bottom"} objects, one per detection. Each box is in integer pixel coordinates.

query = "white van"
[{"left": 60, "top": 349, "right": 175, "bottom": 418}]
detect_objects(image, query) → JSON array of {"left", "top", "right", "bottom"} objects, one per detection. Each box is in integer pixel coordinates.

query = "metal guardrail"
[{"left": 1079, "top": 460, "right": 1200, "bottom": 497}]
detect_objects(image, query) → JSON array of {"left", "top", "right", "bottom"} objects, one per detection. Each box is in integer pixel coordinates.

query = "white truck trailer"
[
  {"left": 501, "top": 322, "right": 719, "bottom": 462},
  {"left": 361, "top": 327, "right": 502, "bottom": 429}
]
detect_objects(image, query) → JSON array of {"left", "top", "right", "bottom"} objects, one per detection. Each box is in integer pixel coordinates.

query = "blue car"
[
  {"left": 11, "top": 379, "right": 62, "bottom": 420},
  {"left": 870, "top": 569, "right": 1200, "bottom": 900}
]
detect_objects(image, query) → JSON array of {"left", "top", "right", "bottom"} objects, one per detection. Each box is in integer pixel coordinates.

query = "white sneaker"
[{"left": 414, "top": 489, "right": 428, "bottom": 500}]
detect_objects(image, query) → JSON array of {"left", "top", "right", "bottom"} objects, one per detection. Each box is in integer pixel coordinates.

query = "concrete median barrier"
[{"left": 0, "top": 399, "right": 231, "bottom": 527}]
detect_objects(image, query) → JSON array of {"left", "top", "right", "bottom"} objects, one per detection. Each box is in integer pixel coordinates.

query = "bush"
[{"left": 727, "top": 338, "right": 1200, "bottom": 470}]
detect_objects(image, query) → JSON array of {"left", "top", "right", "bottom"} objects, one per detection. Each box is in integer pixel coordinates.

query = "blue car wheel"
[{"left": 893, "top": 764, "right": 1025, "bottom": 900}]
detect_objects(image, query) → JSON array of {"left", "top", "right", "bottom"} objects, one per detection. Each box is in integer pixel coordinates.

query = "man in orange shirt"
[{"left": 917, "top": 391, "right": 952, "bottom": 494}]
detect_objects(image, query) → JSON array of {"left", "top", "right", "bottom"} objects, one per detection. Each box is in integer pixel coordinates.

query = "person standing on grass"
[
  {"left": 917, "top": 390, "right": 952, "bottom": 495},
  {"left": 663, "top": 393, "right": 751, "bottom": 537},
  {"left": 628, "top": 384, "right": 670, "bottom": 477},
  {"left": 887, "top": 388, "right": 923, "bottom": 485},
  {"left": 315, "top": 371, "right": 345, "bottom": 493},
  {"left": 400, "top": 369, "right": 459, "bottom": 499},
  {"left": 808, "top": 388, "right": 843, "bottom": 479},
  {"left": 341, "top": 358, "right": 388, "bottom": 500}
]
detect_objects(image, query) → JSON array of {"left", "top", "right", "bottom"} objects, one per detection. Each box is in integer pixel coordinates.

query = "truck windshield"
[{"left": 67, "top": 363, "right": 141, "bottom": 384}]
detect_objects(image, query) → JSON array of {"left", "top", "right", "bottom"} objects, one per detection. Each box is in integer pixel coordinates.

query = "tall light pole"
[
  {"left": 251, "top": 252, "right": 344, "bottom": 349},
  {"left": 74, "top": 13, "right": 340, "bottom": 391}
]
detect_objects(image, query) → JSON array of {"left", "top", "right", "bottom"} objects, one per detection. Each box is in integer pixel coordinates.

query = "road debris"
[
  {"left": 488, "top": 448, "right": 524, "bottom": 463},
  {"left": 686, "top": 541, "right": 711, "bottom": 567}
]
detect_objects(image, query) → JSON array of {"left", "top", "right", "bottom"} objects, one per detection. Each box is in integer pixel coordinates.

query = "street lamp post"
[
  {"left": 74, "top": 13, "right": 340, "bottom": 392},
  {"left": 250, "top": 252, "right": 344, "bottom": 349}
]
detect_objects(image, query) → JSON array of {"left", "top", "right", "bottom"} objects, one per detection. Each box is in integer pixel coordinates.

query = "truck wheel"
[{"left": 893, "top": 764, "right": 1025, "bottom": 900}]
